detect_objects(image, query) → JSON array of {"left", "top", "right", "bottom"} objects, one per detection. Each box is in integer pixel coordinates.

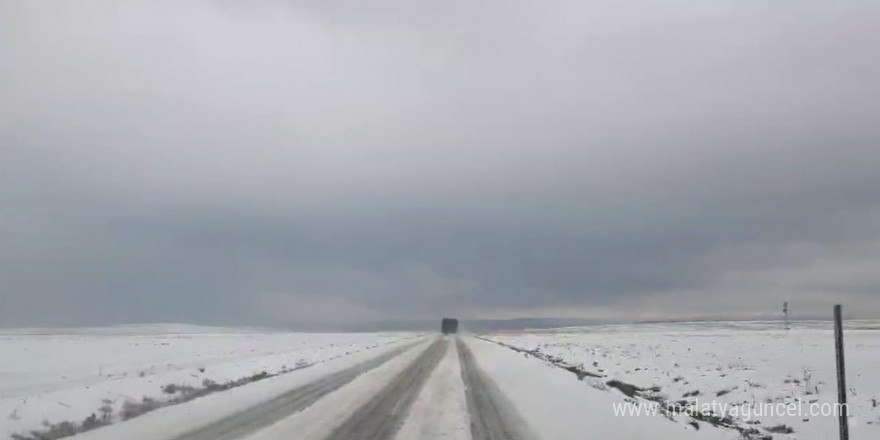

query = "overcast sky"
[{"left": 2, "top": 0, "right": 880, "bottom": 327}]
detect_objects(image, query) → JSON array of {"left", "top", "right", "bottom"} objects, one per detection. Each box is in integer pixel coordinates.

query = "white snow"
[
  {"left": 0, "top": 324, "right": 417, "bottom": 439},
  {"left": 243, "top": 338, "right": 435, "bottom": 440},
  {"left": 464, "top": 336, "right": 730, "bottom": 440},
  {"left": 485, "top": 320, "right": 880, "bottom": 440},
  {"left": 395, "top": 336, "right": 470, "bottom": 440},
  {"left": 6, "top": 321, "right": 876, "bottom": 440}
]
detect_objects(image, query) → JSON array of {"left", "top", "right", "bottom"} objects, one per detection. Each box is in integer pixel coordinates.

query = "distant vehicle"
[{"left": 441, "top": 318, "right": 459, "bottom": 334}]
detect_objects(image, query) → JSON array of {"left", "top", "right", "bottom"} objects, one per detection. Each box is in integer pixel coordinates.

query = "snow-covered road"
[
  {"left": 6, "top": 324, "right": 876, "bottom": 440},
  {"left": 28, "top": 334, "right": 734, "bottom": 440}
]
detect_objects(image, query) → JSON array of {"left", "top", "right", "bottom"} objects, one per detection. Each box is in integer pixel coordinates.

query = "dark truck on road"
[{"left": 441, "top": 318, "right": 459, "bottom": 334}]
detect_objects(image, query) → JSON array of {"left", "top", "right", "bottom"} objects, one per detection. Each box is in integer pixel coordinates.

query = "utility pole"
[{"left": 834, "top": 305, "right": 849, "bottom": 440}]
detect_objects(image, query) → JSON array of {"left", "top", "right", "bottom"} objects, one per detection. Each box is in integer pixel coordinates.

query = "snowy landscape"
[
  {"left": 0, "top": 325, "right": 416, "bottom": 439},
  {"left": 5, "top": 0, "right": 880, "bottom": 438},
  {"left": 486, "top": 320, "right": 880, "bottom": 440},
  {"left": 1, "top": 321, "right": 876, "bottom": 440}
]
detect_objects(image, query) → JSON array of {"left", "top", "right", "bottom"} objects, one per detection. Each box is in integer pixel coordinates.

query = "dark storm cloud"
[{"left": 2, "top": 0, "right": 880, "bottom": 326}]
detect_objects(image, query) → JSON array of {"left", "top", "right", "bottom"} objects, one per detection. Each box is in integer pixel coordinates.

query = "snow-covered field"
[
  {"left": 485, "top": 320, "right": 880, "bottom": 440},
  {"left": 0, "top": 325, "right": 416, "bottom": 439},
  {"left": 5, "top": 321, "right": 878, "bottom": 440}
]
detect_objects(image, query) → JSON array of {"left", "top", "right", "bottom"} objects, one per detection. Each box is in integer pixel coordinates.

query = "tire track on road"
[
  {"left": 457, "top": 337, "right": 534, "bottom": 440},
  {"left": 323, "top": 338, "right": 448, "bottom": 440},
  {"left": 170, "top": 339, "right": 423, "bottom": 440}
]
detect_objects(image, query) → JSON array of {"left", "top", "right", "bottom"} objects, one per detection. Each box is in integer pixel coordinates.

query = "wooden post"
[
  {"left": 834, "top": 304, "right": 849, "bottom": 440},
  {"left": 783, "top": 301, "right": 789, "bottom": 330}
]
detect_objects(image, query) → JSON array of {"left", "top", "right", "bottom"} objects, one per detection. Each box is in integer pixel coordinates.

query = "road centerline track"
[
  {"left": 457, "top": 337, "right": 534, "bottom": 440},
  {"left": 322, "top": 337, "right": 448, "bottom": 440},
  {"left": 170, "top": 339, "right": 425, "bottom": 440}
]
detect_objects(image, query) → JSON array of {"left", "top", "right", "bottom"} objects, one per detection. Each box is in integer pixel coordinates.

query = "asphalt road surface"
[
  {"left": 456, "top": 338, "right": 533, "bottom": 440},
  {"left": 170, "top": 336, "right": 532, "bottom": 440}
]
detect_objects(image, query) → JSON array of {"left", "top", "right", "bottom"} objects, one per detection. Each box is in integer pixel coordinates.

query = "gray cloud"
[{"left": 2, "top": 0, "right": 880, "bottom": 327}]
